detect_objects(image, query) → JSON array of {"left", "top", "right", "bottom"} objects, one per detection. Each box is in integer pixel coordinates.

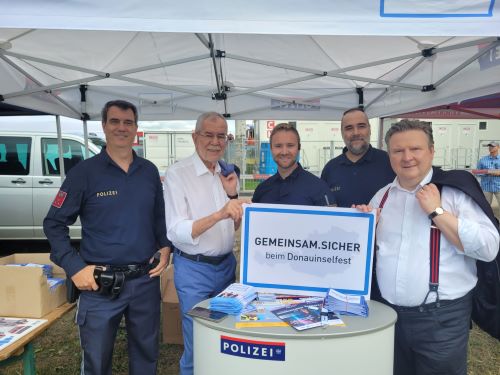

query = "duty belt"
[{"left": 94, "top": 258, "right": 160, "bottom": 299}]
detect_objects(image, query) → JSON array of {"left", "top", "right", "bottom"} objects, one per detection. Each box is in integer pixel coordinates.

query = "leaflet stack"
[
  {"left": 209, "top": 283, "right": 257, "bottom": 314},
  {"left": 324, "top": 288, "right": 369, "bottom": 317}
]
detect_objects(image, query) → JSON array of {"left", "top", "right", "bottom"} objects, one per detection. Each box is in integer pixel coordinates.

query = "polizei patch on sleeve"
[
  {"left": 220, "top": 335, "right": 285, "bottom": 361},
  {"left": 52, "top": 190, "right": 67, "bottom": 208}
]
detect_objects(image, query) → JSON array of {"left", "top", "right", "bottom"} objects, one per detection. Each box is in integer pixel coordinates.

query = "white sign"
[{"left": 240, "top": 204, "right": 376, "bottom": 298}]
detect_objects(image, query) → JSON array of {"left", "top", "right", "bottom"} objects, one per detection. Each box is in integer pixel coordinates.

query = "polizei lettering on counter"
[{"left": 220, "top": 335, "right": 286, "bottom": 361}]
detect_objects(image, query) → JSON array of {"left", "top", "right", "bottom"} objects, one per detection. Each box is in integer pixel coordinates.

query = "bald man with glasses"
[{"left": 163, "top": 112, "right": 248, "bottom": 375}]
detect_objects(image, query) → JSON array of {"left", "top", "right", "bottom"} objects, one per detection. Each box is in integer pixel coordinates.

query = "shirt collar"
[
  {"left": 340, "top": 144, "right": 374, "bottom": 165},
  {"left": 192, "top": 152, "right": 221, "bottom": 177},
  {"left": 100, "top": 146, "right": 141, "bottom": 170},
  {"left": 273, "top": 162, "right": 303, "bottom": 182},
  {"left": 392, "top": 168, "right": 433, "bottom": 193}
]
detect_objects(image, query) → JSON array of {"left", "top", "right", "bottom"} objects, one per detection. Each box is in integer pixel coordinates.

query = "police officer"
[
  {"left": 253, "top": 122, "right": 334, "bottom": 205},
  {"left": 321, "top": 108, "right": 395, "bottom": 207},
  {"left": 44, "top": 100, "right": 171, "bottom": 375}
]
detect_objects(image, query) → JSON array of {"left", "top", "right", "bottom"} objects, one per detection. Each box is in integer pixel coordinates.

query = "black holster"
[
  {"left": 66, "top": 278, "right": 81, "bottom": 303},
  {"left": 94, "top": 268, "right": 125, "bottom": 299}
]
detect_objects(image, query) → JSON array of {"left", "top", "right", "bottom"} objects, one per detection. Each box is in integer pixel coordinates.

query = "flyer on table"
[{"left": 240, "top": 203, "right": 376, "bottom": 298}]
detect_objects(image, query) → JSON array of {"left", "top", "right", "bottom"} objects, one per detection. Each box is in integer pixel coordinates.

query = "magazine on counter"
[
  {"left": 235, "top": 301, "right": 289, "bottom": 328},
  {"left": 236, "top": 295, "right": 327, "bottom": 328},
  {"left": 272, "top": 300, "right": 345, "bottom": 331}
]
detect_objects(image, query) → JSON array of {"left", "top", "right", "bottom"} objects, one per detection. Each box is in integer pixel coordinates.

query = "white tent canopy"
[{"left": 0, "top": 0, "right": 499, "bottom": 120}]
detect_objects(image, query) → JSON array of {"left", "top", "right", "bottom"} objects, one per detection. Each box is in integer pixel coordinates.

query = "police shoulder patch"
[{"left": 52, "top": 190, "right": 67, "bottom": 208}]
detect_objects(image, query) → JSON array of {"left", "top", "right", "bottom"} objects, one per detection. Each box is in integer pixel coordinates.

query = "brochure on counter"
[
  {"left": 236, "top": 306, "right": 288, "bottom": 328},
  {"left": 0, "top": 317, "right": 47, "bottom": 351},
  {"left": 235, "top": 294, "right": 326, "bottom": 328},
  {"left": 271, "top": 301, "right": 344, "bottom": 331}
]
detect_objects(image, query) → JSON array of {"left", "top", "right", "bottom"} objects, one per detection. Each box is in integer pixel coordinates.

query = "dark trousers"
[
  {"left": 391, "top": 292, "right": 472, "bottom": 375},
  {"left": 76, "top": 275, "right": 161, "bottom": 375}
]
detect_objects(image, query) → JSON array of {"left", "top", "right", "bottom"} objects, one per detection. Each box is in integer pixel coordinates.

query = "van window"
[
  {"left": 41, "top": 138, "right": 96, "bottom": 176},
  {"left": 0, "top": 136, "right": 31, "bottom": 175}
]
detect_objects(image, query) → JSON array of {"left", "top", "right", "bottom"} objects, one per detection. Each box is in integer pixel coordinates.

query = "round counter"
[{"left": 193, "top": 300, "right": 397, "bottom": 375}]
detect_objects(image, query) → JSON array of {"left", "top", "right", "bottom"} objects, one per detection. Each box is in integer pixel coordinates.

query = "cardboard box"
[
  {"left": 0, "top": 253, "right": 67, "bottom": 318},
  {"left": 160, "top": 264, "right": 183, "bottom": 345},
  {"left": 161, "top": 263, "right": 179, "bottom": 303},
  {"left": 162, "top": 302, "right": 184, "bottom": 345}
]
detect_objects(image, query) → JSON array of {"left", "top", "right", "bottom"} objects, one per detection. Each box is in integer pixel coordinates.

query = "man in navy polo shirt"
[
  {"left": 44, "top": 100, "right": 171, "bottom": 375},
  {"left": 253, "top": 122, "right": 334, "bottom": 206},
  {"left": 321, "top": 108, "right": 395, "bottom": 207}
]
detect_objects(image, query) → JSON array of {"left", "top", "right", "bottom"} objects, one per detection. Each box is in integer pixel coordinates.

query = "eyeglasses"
[{"left": 197, "top": 132, "right": 228, "bottom": 142}]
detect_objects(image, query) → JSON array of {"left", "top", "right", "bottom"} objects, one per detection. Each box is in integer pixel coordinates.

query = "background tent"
[
  {"left": 389, "top": 92, "right": 500, "bottom": 119},
  {"left": 0, "top": 102, "right": 48, "bottom": 116},
  {"left": 0, "top": 0, "right": 499, "bottom": 120}
]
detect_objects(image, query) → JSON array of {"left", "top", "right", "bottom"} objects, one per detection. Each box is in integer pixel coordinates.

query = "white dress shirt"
[
  {"left": 370, "top": 169, "right": 499, "bottom": 307},
  {"left": 163, "top": 153, "right": 235, "bottom": 256}
]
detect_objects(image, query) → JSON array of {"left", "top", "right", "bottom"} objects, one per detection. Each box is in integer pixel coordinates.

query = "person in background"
[
  {"left": 253, "top": 122, "right": 334, "bottom": 206},
  {"left": 357, "top": 119, "right": 499, "bottom": 375},
  {"left": 475, "top": 141, "right": 500, "bottom": 213},
  {"left": 163, "top": 112, "right": 248, "bottom": 375},
  {"left": 321, "top": 108, "right": 394, "bottom": 207},
  {"left": 44, "top": 100, "right": 170, "bottom": 375}
]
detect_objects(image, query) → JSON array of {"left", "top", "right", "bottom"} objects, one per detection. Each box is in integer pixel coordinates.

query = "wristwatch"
[
  {"left": 428, "top": 207, "right": 444, "bottom": 220},
  {"left": 227, "top": 193, "right": 239, "bottom": 200}
]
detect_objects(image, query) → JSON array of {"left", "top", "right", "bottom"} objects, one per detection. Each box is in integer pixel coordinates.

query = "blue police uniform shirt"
[
  {"left": 476, "top": 154, "right": 500, "bottom": 193},
  {"left": 44, "top": 148, "right": 171, "bottom": 277},
  {"left": 252, "top": 163, "right": 334, "bottom": 206},
  {"left": 321, "top": 145, "right": 395, "bottom": 207}
]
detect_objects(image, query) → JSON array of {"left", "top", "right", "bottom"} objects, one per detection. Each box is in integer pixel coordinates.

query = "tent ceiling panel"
[
  {"left": 1, "top": 1, "right": 498, "bottom": 36},
  {"left": 0, "top": 3, "right": 499, "bottom": 121}
]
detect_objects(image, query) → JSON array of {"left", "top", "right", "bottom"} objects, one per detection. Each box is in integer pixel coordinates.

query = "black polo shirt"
[
  {"left": 252, "top": 163, "right": 334, "bottom": 206},
  {"left": 44, "top": 148, "right": 171, "bottom": 277},
  {"left": 321, "top": 145, "right": 395, "bottom": 207}
]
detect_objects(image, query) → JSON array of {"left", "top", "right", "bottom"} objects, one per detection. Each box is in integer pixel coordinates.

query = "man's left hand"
[
  {"left": 416, "top": 183, "right": 441, "bottom": 215},
  {"left": 219, "top": 172, "right": 238, "bottom": 197},
  {"left": 149, "top": 246, "right": 171, "bottom": 277}
]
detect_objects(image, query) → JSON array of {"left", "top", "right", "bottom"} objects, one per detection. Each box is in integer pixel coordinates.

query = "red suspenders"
[{"left": 379, "top": 187, "right": 441, "bottom": 309}]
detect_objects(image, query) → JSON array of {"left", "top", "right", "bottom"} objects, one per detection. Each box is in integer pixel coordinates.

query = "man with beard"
[
  {"left": 253, "top": 122, "right": 333, "bottom": 205},
  {"left": 321, "top": 108, "right": 395, "bottom": 207}
]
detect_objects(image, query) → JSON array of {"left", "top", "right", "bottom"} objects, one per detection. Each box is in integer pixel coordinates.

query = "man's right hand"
[
  {"left": 71, "top": 265, "right": 99, "bottom": 291},
  {"left": 218, "top": 198, "right": 251, "bottom": 221},
  {"left": 353, "top": 204, "right": 380, "bottom": 224}
]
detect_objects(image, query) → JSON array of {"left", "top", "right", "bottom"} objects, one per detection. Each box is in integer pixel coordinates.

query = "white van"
[{"left": 0, "top": 132, "right": 100, "bottom": 240}]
